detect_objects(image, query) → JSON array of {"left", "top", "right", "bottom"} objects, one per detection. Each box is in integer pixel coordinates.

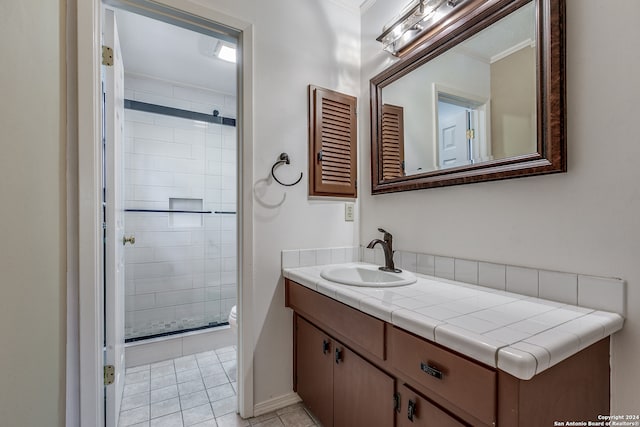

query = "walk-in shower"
[{"left": 114, "top": 8, "right": 238, "bottom": 342}]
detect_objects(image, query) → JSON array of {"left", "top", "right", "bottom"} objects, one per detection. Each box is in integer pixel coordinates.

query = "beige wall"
[
  {"left": 361, "top": 0, "right": 640, "bottom": 414},
  {"left": 0, "top": 1, "right": 66, "bottom": 426},
  {"left": 490, "top": 45, "right": 536, "bottom": 159}
]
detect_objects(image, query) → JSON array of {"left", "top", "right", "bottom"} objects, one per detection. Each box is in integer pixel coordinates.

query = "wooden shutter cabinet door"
[
  {"left": 333, "top": 344, "right": 394, "bottom": 427},
  {"left": 396, "top": 384, "right": 467, "bottom": 427},
  {"left": 296, "top": 316, "right": 334, "bottom": 427}
]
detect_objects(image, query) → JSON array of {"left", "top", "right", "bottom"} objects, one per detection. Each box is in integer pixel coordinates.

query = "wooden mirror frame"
[{"left": 370, "top": 0, "right": 565, "bottom": 194}]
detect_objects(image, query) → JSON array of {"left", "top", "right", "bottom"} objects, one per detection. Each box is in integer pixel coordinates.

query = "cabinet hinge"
[
  {"left": 102, "top": 45, "right": 114, "bottom": 66},
  {"left": 104, "top": 365, "right": 115, "bottom": 385},
  {"left": 317, "top": 150, "right": 323, "bottom": 162}
]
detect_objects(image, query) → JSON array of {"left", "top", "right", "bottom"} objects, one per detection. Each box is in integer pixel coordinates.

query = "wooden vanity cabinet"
[
  {"left": 286, "top": 279, "right": 611, "bottom": 427},
  {"left": 295, "top": 315, "right": 395, "bottom": 427}
]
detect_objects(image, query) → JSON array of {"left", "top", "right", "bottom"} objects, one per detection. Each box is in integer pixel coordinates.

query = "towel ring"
[{"left": 271, "top": 153, "right": 303, "bottom": 187}]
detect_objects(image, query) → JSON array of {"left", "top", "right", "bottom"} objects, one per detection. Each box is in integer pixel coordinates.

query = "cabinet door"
[
  {"left": 396, "top": 384, "right": 467, "bottom": 427},
  {"left": 296, "top": 316, "right": 334, "bottom": 427},
  {"left": 333, "top": 344, "right": 395, "bottom": 427}
]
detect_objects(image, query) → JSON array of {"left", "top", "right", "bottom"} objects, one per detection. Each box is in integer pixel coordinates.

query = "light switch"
[{"left": 345, "top": 203, "right": 355, "bottom": 222}]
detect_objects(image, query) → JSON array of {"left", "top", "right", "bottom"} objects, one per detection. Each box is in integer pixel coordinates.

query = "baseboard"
[{"left": 253, "top": 392, "right": 301, "bottom": 417}]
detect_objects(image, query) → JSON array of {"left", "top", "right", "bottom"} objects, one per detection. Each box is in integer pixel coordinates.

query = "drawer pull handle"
[
  {"left": 335, "top": 348, "right": 343, "bottom": 364},
  {"left": 322, "top": 339, "right": 330, "bottom": 355},
  {"left": 420, "top": 362, "right": 443, "bottom": 380},
  {"left": 407, "top": 399, "right": 416, "bottom": 422}
]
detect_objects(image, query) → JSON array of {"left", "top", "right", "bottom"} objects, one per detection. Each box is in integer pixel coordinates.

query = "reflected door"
[{"left": 438, "top": 104, "right": 470, "bottom": 169}]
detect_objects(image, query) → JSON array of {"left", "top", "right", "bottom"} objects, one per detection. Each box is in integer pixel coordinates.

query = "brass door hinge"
[
  {"left": 104, "top": 365, "right": 115, "bottom": 385},
  {"left": 102, "top": 45, "right": 114, "bottom": 66},
  {"left": 466, "top": 129, "right": 475, "bottom": 139}
]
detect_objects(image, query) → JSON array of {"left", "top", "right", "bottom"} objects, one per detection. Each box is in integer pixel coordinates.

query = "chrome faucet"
[{"left": 367, "top": 228, "right": 401, "bottom": 273}]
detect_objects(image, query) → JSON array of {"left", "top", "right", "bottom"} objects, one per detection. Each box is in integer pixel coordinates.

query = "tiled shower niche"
[{"left": 123, "top": 74, "right": 237, "bottom": 340}]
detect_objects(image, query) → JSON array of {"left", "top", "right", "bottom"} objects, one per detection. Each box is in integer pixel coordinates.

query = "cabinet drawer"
[
  {"left": 286, "top": 279, "right": 385, "bottom": 359},
  {"left": 389, "top": 327, "right": 496, "bottom": 425},
  {"left": 396, "top": 384, "right": 467, "bottom": 427}
]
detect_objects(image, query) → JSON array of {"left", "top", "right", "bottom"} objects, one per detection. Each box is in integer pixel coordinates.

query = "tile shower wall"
[{"left": 124, "top": 74, "right": 237, "bottom": 339}]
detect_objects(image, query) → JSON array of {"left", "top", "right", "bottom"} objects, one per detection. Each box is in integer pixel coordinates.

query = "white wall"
[
  {"left": 361, "top": 0, "right": 640, "bottom": 414},
  {"left": 0, "top": 1, "right": 66, "bottom": 426},
  {"left": 188, "top": 0, "right": 361, "bottom": 405},
  {"left": 382, "top": 50, "right": 490, "bottom": 173}
]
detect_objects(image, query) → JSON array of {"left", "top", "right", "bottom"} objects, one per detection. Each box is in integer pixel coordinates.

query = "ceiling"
[
  {"left": 456, "top": 2, "right": 535, "bottom": 63},
  {"left": 115, "top": 8, "right": 237, "bottom": 95}
]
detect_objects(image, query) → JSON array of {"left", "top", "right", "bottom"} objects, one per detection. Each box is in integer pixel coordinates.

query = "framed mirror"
[{"left": 370, "top": 0, "right": 565, "bottom": 193}]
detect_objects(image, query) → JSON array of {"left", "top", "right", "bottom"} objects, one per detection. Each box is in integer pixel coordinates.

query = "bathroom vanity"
[{"left": 284, "top": 264, "right": 623, "bottom": 427}]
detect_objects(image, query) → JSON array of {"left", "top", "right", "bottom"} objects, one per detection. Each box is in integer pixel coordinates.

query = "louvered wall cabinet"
[{"left": 308, "top": 85, "right": 357, "bottom": 198}]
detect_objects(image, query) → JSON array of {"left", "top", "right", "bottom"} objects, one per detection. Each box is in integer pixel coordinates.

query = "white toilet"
[{"left": 228, "top": 305, "right": 237, "bottom": 330}]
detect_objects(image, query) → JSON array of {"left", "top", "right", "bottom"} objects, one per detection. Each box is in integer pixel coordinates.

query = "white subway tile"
[
  {"left": 454, "top": 259, "right": 478, "bottom": 284},
  {"left": 538, "top": 270, "right": 578, "bottom": 305},
  {"left": 578, "top": 275, "right": 625, "bottom": 316},
  {"left": 155, "top": 289, "right": 205, "bottom": 308},
  {"left": 282, "top": 250, "right": 300, "bottom": 268},
  {"left": 506, "top": 266, "right": 539, "bottom": 297},
  {"left": 416, "top": 254, "right": 435, "bottom": 276},
  {"left": 400, "top": 251, "right": 417, "bottom": 272},
  {"left": 434, "top": 256, "right": 455, "bottom": 280},
  {"left": 330, "top": 247, "right": 346, "bottom": 264},
  {"left": 316, "top": 249, "right": 331, "bottom": 266},
  {"left": 478, "top": 262, "right": 506, "bottom": 290},
  {"left": 299, "top": 249, "right": 316, "bottom": 267}
]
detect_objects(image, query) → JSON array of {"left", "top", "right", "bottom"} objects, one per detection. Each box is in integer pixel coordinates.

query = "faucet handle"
[{"left": 378, "top": 227, "right": 389, "bottom": 235}]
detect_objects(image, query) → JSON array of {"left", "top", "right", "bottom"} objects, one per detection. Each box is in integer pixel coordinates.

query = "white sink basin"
[{"left": 320, "top": 264, "right": 417, "bottom": 287}]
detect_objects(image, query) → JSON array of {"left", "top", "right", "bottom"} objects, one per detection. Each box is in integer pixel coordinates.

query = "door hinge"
[
  {"left": 102, "top": 45, "right": 114, "bottom": 66},
  {"left": 466, "top": 129, "right": 475, "bottom": 140},
  {"left": 104, "top": 365, "right": 115, "bottom": 385}
]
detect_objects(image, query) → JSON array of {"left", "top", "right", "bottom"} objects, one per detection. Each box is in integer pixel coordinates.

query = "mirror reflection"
[{"left": 380, "top": 2, "right": 536, "bottom": 178}]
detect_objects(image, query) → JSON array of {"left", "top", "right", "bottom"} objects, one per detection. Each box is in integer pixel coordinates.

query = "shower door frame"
[{"left": 75, "top": 0, "right": 255, "bottom": 424}]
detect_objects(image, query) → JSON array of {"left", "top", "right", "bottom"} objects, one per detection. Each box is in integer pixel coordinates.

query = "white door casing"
[
  {"left": 75, "top": 1, "right": 254, "bottom": 424},
  {"left": 103, "top": 8, "right": 126, "bottom": 427}
]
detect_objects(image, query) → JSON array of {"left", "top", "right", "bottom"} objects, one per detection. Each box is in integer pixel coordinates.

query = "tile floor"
[{"left": 119, "top": 346, "right": 320, "bottom": 427}]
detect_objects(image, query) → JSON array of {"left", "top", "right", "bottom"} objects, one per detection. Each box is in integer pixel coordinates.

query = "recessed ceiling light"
[{"left": 217, "top": 44, "right": 236, "bottom": 63}]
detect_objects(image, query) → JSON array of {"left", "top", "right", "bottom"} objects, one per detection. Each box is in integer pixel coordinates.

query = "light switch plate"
[{"left": 345, "top": 203, "right": 355, "bottom": 221}]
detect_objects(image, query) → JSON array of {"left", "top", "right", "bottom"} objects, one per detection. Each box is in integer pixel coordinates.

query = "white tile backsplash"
[
  {"left": 434, "top": 256, "right": 455, "bottom": 280},
  {"left": 578, "top": 275, "right": 626, "bottom": 316},
  {"left": 479, "top": 262, "right": 506, "bottom": 290},
  {"left": 417, "top": 254, "right": 435, "bottom": 276},
  {"left": 506, "top": 266, "right": 538, "bottom": 296},
  {"left": 454, "top": 259, "right": 478, "bottom": 285},
  {"left": 538, "top": 270, "right": 578, "bottom": 305},
  {"left": 281, "top": 246, "right": 625, "bottom": 316}
]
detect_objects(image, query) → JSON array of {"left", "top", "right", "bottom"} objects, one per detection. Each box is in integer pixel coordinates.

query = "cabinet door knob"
[
  {"left": 335, "top": 348, "right": 343, "bottom": 364},
  {"left": 408, "top": 399, "right": 416, "bottom": 422},
  {"left": 123, "top": 235, "right": 136, "bottom": 245},
  {"left": 322, "top": 339, "right": 330, "bottom": 355}
]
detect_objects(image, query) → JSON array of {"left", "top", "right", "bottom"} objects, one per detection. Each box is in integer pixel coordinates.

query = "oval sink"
[{"left": 320, "top": 264, "right": 417, "bottom": 287}]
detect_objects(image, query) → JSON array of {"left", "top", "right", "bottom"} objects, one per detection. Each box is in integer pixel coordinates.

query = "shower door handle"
[{"left": 123, "top": 235, "right": 136, "bottom": 245}]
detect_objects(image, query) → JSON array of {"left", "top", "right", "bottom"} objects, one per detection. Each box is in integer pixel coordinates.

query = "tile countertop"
[{"left": 283, "top": 262, "right": 624, "bottom": 380}]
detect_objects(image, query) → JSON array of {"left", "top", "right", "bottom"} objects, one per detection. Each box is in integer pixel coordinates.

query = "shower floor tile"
[{"left": 120, "top": 346, "right": 320, "bottom": 427}]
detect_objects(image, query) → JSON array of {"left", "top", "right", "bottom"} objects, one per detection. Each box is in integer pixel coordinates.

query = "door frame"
[{"left": 76, "top": 0, "right": 255, "bottom": 424}]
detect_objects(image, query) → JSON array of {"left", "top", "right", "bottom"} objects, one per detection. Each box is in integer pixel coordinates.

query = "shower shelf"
[{"left": 125, "top": 208, "right": 212, "bottom": 214}]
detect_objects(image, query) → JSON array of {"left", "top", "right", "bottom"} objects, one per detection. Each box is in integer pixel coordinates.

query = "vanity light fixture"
[{"left": 377, "top": 0, "right": 466, "bottom": 56}]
